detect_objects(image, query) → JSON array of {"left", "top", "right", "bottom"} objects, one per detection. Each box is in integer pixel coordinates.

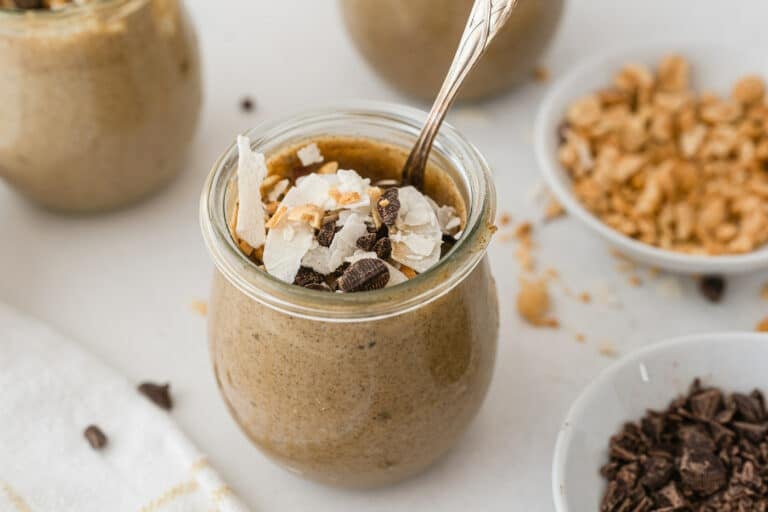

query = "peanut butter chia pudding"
[
  {"left": 0, "top": 0, "right": 201, "bottom": 212},
  {"left": 201, "top": 105, "right": 499, "bottom": 487}
]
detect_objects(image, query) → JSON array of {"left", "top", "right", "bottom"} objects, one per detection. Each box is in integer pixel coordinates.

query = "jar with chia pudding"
[
  {"left": 340, "top": 0, "right": 564, "bottom": 100},
  {"left": 0, "top": 0, "right": 202, "bottom": 212},
  {"left": 200, "top": 103, "right": 499, "bottom": 487}
]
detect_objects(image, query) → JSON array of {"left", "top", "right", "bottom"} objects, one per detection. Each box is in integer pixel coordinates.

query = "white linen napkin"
[{"left": 0, "top": 302, "right": 249, "bottom": 512}]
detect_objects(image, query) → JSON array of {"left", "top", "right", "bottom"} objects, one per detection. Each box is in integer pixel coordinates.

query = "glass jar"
[
  {"left": 200, "top": 102, "right": 499, "bottom": 488},
  {"left": 0, "top": 0, "right": 202, "bottom": 212},
  {"left": 340, "top": 0, "right": 564, "bottom": 101}
]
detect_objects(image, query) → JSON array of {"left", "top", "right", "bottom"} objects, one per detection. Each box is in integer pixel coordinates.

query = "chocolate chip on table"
[
  {"left": 599, "top": 380, "right": 768, "bottom": 511},
  {"left": 373, "top": 237, "right": 392, "bottom": 260},
  {"left": 138, "top": 382, "right": 173, "bottom": 410},
  {"left": 376, "top": 188, "right": 400, "bottom": 226},
  {"left": 294, "top": 266, "right": 325, "bottom": 288},
  {"left": 356, "top": 233, "right": 378, "bottom": 252},
  {"left": 84, "top": 425, "right": 108, "bottom": 450},
  {"left": 240, "top": 96, "right": 255, "bottom": 113},
  {"left": 13, "top": 0, "right": 43, "bottom": 8},
  {"left": 336, "top": 259, "right": 389, "bottom": 292},
  {"left": 699, "top": 274, "right": 726, "bottom": 302}
]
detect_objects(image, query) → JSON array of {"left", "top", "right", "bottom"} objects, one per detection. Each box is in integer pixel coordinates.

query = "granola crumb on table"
[{"left": 558, "top": 55, "right": 768, "bottom": 256}]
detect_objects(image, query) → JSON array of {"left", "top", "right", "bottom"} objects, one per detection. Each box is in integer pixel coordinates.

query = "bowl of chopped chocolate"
[
  {"left": 535, "top": 44, "right": 768, "bottom": 274},
  {"left": 552, "top": 332, "right": 768, "bottom": 512}
]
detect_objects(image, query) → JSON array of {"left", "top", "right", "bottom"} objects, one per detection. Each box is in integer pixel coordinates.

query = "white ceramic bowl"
[
  {"left": 552, "top": 332, "right": 768, "bottom": 512},
  {"left": 535, "top": 44, "right": 768, "bottom": 274}
]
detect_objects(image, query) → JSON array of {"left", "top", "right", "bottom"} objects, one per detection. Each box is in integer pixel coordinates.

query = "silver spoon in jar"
[{"left": 401, "top": 0, "right": 517, "bottom": 190}]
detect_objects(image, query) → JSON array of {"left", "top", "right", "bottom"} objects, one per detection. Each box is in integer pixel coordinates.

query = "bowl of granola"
[
  {"left": 552, "top": 332, "right": 768, "bottom": 512},
  {"left": 535, "top": 44, "right": 768, "bottom": 274}
]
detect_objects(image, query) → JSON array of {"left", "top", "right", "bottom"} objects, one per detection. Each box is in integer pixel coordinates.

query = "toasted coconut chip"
[
  {"left": 345, "top": 251, "right": 408, "bottom": 287},
  {"left": 389, "top": 186, "right": 443, "bottom": 273},
  {"left": 266, "top": 178, "right": 290, "bottom": 203},
  {"left": 287, "top": 204, "right": 324, "bottom": 229},
  {"left": 235, "top": 135, "right": 268, "bottom": 249},
  {"left": 317, "top": 161, "right": 339, "bottom": 175},
  {"left": 263, "top": 221, "right": 315, "bottom": 283},
  {"left": 426, "top": 196, "right": 462, "bottom": 235},
  {"left": 302, "top": 212, "right": 369, "bottom": 274},
  {"left": 297, "top": 142, "right": 324, "bottom": 166}
]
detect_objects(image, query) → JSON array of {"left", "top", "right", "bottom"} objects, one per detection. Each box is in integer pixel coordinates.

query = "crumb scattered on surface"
[
  {"left": 757, "top": 316, "right": 768, "bottom": 332},
  {"left": 513, "top": 221, "right": 535, "bottom": 272},
  {"left": 598, "top": 342, "right": 618, "bottom": 358},
  {"left": 190, "top": 299, "right": 208, "bottom": 317},
  {"left": 498, "top": 212, "right": 512, "bottom": 227},
  {"left": 543, "top": 196, "right": 565, "bottom": 221},
  {"left": 578, "top": 291, "right": 592, "bottom": 303},
  {"left": 761, "top": 282, "right": 768, "bottom": 300},
  {"left": 628, "top": 275, "right": 642, "bottom": 287},
  {"left": 575, "top": 333, "right": 586, "bottom": 343},
  {"left": 240, "top": 96, "right": 255, "bottom": 113},
  {"left": 517, "top": 276, "right": 558, "bottom": 328}
]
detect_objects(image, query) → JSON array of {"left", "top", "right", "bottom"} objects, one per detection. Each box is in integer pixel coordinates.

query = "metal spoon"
[{"left": 401, "top": 0, "right": 517, "bottom": 190}]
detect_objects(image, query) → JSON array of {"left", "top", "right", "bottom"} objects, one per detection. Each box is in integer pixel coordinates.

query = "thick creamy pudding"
[
  {"left": 201, "top": 106, "right": 499, "bottom": 487},
  {"left": 0, "top": 0, "right": 202, "bottom": 212}
]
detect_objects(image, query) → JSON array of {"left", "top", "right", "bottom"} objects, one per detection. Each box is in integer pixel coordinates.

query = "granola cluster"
[{"left": 558, "top": 55, "right": 768, "bottom": 255}]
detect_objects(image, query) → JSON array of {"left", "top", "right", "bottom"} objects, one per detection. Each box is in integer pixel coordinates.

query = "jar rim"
[{"left": 200, "top": 101, "right": 496, "bottom": 322}]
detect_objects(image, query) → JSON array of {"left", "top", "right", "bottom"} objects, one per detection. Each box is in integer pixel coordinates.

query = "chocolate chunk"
[
  {"left": 699, "top": 275, "right": 726, "bottom": 302},
  {"left": 640, "top": 455, "right": 673, "bottom": 490},
  {"left": 679, "top": 449, "right": 727, "bottom": 495},
  {"left": 14, "top": 0, "right": 43, "bottom": 8},
  {"left": 376, "top": 188, "right": 400, "bottom": 226},
  {"left": 373, "top": 237, "right": 392, "bottom": 260},
  {"left": 690, "top": 388, "right": 722, "bottom": 420},
  {"left": 138, "top": 382, "right": 173, "bottom": 410},
  {"left": 304, "top": 282, "right": 331, "bottom": 292},
  {"left": 294, "top": 266, "right": 325, "bottom": 288},
  {"left": 556, "top": 121, "right": 570, "bottom": 145},
  {"left": 317, "top": 219, "right": 337, "bottom": 247},
  {"left": 84, "top": 425, "right": 108, "bottom": 450},
  {"left": 732, "top": 421, "right": 768, "bottom": 443},
  {"left": 656, "top": 482, "right": 686, "bottom": 508},
  {"left": 733, "top": 392, "right": 766, "bottom": 423},
  {"left": 680, "top": 426, "right": 716, "bottom": 453},
  {"left": 336, "top": 259, "right": 389, "bottom": 292},
  {"left": 240, "top": 97, "right": 255, "bottom": 113},
  {"left": 356, "top": 233, "right": 378, "bottom": 252}
]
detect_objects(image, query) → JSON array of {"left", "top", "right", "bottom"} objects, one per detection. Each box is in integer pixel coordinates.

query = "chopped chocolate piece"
[
  {"left": 137, "top": 382, "right": 173, "bottom": 410},
  {"left": 84, "top": 425, "right": 107, "bottom": 450},
  {"left": 240, "top": 96, "right": 255, "bottom": 113},
  {"left": 376, "top": 188, "right": 400, "bottom": 226},
  {"left": 679, "top": 449, "right": 727, "bottom": 495},
  {"left": 304, "top": 282, "right": 332, "bottom": 292},
  {"left": 699, "top": 275, "right": 726, "bottom": 302},
  {"left": 294, "top": 266, "right": 325, "bottom": 288},
  {"left": 733, "top": 392, "right": 766, "bottom": 423},
  {"left": 690, "top": 388, "right": 722, "bottom": 420},
  {"left": 556, "top": 120, "right": 570, "bottom": 145},
  {"left": 656, "top": 482, "right": 686, "bottom": 508},
  {"left": 14, "top": 0, "right": 43, "bottom": 8},
  {"left": 680, "top": 426, "right": 717, "bottom": 453},
  {"left": 640, "top": 455, "right": 673, "bottom": 490},
  {"left": 336, "top": 259, "right": 389, "bottom": 292},
  {"left": 317, "top": 219, "right": 337, "bottom": 247},
  {"left": 373, "top": 237, "right": 392, "bottom": 260},
  {"left": 356, "top": 233, "right": 378, "bottom": 252},
  {"left": 732, "top": 421, "right": 768, "bottom": 443}
]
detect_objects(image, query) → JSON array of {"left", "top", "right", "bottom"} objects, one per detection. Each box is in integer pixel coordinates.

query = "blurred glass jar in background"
[
  {"left": 0, "top": 0, "right": 202, "bottom": 213},
  {"left": 339, "top": 0, "right": 564, "bottom": 101}
]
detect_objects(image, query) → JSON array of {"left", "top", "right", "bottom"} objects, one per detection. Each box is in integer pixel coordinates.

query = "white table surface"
[{"left": 3, "top": 1, "right": 768, "bottom": 510}]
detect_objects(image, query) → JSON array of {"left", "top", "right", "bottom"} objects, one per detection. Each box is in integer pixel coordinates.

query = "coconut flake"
[
  {"left": 235, "top": 135, "right": 268, "bottom": 249},
  {"left": 297, "top": 143, "right": 323, "bottom": 166},
  {"left": 344, "top": 251, "right": 408, "bottom": 287},
  {"left": 266, "top": 179, "right": 290, "bottom": 203},
  {"left": 302, "top": 212, "right": 368, "bottom": 274},
  {"left": 263, "top": 221, "right": 315, "bottom": 283},
  {"left": 390, "top": 186, "right": 443, "bottom": 273},
  {"left": 425, "top": 196, "right": 462, "bottom": 235}
]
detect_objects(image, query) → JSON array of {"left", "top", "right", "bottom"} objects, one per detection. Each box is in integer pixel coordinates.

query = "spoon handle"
[{"left": 402, "top": 0, "right": 516, "bottom": 189}]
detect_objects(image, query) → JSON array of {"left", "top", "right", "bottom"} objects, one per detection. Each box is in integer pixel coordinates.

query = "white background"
[{"left": 2, "top": 1, "right": 768, "bottom": 510}]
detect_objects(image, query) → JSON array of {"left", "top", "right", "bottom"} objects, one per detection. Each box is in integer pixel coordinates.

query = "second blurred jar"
[
  {"left": 339, "top": 0, "right": 563, "bottom": 101},
  {"left": 0, "top": 0, "right": 202, "bottom": 212}
]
